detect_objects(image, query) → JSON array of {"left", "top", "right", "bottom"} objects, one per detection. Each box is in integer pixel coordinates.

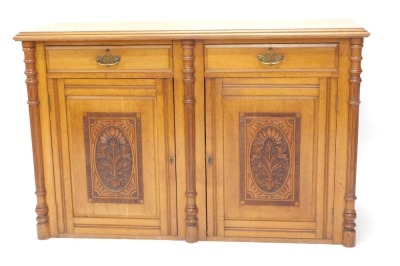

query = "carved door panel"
[
  {"left": 206, "top": 77, "right": 337, "bottom": 240},
  {"left": 49, "top": 78, "right": 176, "bottom": 237}
]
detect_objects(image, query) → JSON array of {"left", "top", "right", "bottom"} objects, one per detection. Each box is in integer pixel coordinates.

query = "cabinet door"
[
  {"left": 206, "top": 77, "right": 337, "bottom": 240},
  {"left": 49, "top": 78, "right": 176, "bottom": 237}
]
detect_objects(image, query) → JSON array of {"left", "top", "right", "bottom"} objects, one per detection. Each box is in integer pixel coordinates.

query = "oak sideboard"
[{"left": 14, "top": 20, "right": 369, "bottom": 247}]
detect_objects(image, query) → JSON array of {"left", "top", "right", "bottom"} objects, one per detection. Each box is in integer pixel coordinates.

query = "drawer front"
[
  {"left": 46, "top": 45, "right": 172, "bottom": 72},
  {"left": 205, "top": 44, "right": 338, "bottom": 72}
]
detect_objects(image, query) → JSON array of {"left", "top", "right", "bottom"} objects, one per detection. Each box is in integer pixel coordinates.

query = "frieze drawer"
[
  {"left": 204, "top": 44, "right": 338, "bottom": 73},
  {"left": 46, "top": 45, "right": 173, "bottom": 73}
]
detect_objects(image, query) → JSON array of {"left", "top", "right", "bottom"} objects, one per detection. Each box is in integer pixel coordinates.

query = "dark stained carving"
[
  {"left": 84, "top": 113, "right": 143, "bottom": 204},
  {"left": 240, "top": 113, "right": 300, "bottom": 206},
  {"left": 96, "top": 126, "right": 133, "bottom": 192},
  {"left": 250, "top": 125, "right": 290, "bottom": 194}
]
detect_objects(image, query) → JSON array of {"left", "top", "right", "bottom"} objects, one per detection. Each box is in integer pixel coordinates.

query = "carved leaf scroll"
[
  {"left": 84, "top": 113, "right": 143, "bottom": 204},
  {"left": 240, "top": 113, "right": 300, "bottom": 206}
]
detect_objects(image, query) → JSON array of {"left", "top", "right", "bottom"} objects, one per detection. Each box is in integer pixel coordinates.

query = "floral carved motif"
[
  {"left": 250, "top": 126, "right": 290, "bottom": 193},
  {"left": 84, "top": 113, "right": 143, "bottom": 204},
  {"left": 96, "top": 126, "right": 133, "bottom": 192},
  {"left": 240, "top": 113, "right": 300, "bottom": 206}
]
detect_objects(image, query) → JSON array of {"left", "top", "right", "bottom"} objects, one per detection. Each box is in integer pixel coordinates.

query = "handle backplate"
[
  {"left": 96, "top": 49, "right": 121, "bottom": 67},
  {"left": 258, "top": 48, "right": 284, "bottom": 65}
]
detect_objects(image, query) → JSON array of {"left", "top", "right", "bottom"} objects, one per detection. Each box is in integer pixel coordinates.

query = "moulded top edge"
[{"left": 14, "top": 20, "right": 370, "bottom": 41}]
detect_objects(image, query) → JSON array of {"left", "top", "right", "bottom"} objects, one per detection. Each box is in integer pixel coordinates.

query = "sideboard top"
[{"left": 14, "top": 20, "right": 369, "bottom": 41}]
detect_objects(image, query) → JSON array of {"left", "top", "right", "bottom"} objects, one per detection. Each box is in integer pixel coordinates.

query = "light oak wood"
[
  {"left": 46, "top": 45, "right": 172, "bottom": 72},
  {"left": 14, "top": 20, "right": 369, "bottom": 41},
  {"left": 48, "top": 77, "right": 176, "bottom": 237},
  {"left": 22, "top": 42, "right": 50, "bottom": 239},
  {"left": 205, "top": 44, "right": 338, "bottom": 72},
  {"left": 205, "top": 77, "right": 334, "bottom": 239},
  {"left": 182, "top": 40, "right": 198, "bottom": 243},
  {"left": 343, "top": 38, "right": 364, "bottom": 247},
  {"left": 15, "top": 20, "right": 368, "bottom": 247}
]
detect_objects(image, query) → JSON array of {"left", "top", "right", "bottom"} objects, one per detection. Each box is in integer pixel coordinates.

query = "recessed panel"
[
  {"left": 240, "top": 112, "right": 300, "bottom": 206},
  {"left": 83, "top": 112, "right": 143, "bottom": 204}
]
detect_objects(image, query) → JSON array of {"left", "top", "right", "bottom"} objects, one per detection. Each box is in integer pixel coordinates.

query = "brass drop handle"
[
  {"left": 96, "top": 49, "right": 121, "bottom": 67},
  {"left": 258, "top": 48, "right": 284, "bottom": 65}
]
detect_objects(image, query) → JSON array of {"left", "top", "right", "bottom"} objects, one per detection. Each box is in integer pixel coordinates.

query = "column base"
[
  {"left": 37, "top": 223, "right": 50, "bottom": 240},
  {"left": 185, "top": 225, "right": 199, "bottom": 243},
  {"left": 342, "top": 230, "right": 356, "bottom": 247}
]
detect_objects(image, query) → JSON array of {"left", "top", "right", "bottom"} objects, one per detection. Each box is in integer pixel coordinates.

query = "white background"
[{"left": 1, "top": 0, "right": 399, "bottom": 265}]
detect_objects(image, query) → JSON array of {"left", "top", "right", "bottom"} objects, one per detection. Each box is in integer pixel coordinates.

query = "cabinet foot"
[
  {"left": 185, "top": 225, "right": 199, "bottom": 243},
  {"left": 342, "top": 230, "right": 356, "bottom": 247},
  {"left": 37, "top": 224, "right": 50, "bottom": 240}
]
